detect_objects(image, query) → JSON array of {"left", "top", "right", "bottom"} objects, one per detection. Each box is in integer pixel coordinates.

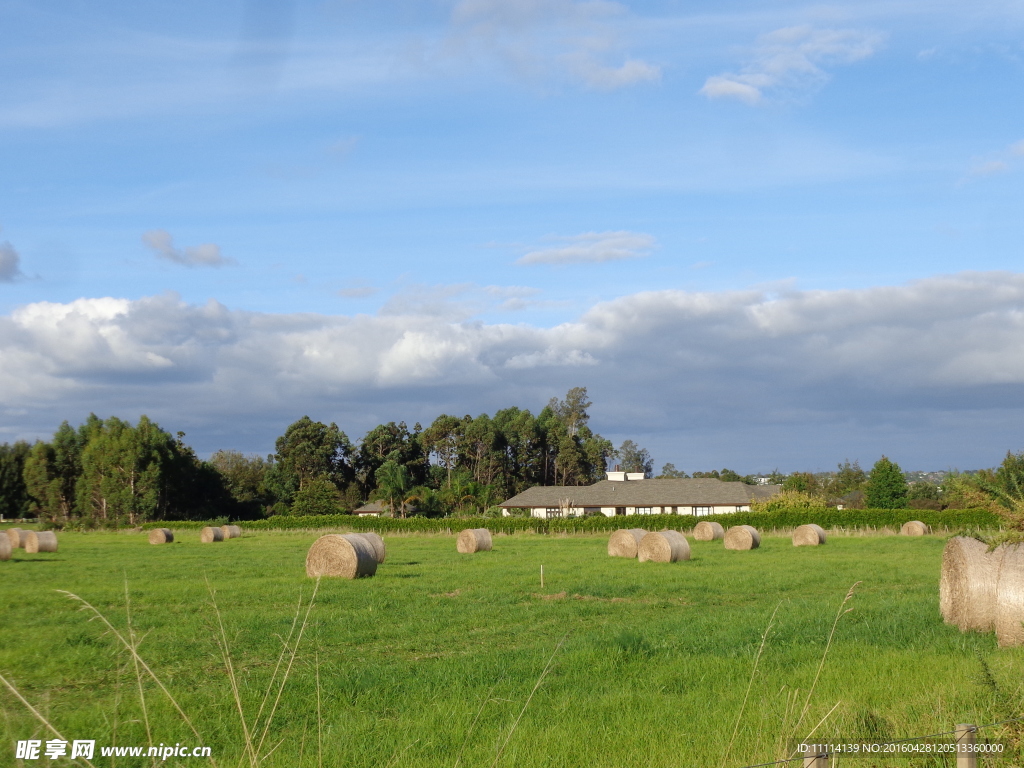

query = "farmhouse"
[{"left": 498, "top": 471, "right": 781, "bottom": 518}]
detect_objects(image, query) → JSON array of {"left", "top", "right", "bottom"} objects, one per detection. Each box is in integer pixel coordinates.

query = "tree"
[
  {"left": 616, "top": 440, "right": 653, "bottom": 477},
  {"left": 0, "top": 441, "right": 32, "bottom": 519},
  {"left": 657, "top": 463, "right": 690, "bottom": 479},
  {"left": 210, "top": 450, "right": 274, "bottom": 514},
  {"left": 373, "top": 458, "right": 411, "bottom": 517},
  {"left": 547, "top": 387, "right": 592, "bottom": 438},
  {"left": 864, "top": 456, "right": 908, "bottom": 509},
  {"left": 269, "top": 416, "right": 354, "bottom": 503},
  {"left": 291, "top": 476, "right": 343, "bottom": 516}
]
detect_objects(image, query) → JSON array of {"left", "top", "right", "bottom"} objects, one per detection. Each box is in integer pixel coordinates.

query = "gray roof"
[{"left": 498, "top": 478, "right": 781, "bottom": 508}]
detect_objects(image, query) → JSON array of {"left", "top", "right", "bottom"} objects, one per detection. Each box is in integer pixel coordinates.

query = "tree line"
[{"left": 0, "top": 388, "right": 653, "bottom": 527}]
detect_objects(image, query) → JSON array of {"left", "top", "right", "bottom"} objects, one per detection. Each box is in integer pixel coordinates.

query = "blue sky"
[{"left": 2, "top": 0, "right": 1024, "bottom": 474}]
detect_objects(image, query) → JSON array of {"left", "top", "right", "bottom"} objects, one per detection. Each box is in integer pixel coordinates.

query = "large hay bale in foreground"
[
  {"left": 0, "top": 535, "right": 10, "bottom": 561},
  {"left": 357, "top": 532, "right": 386, "bottom": 564},
  {"left": 7, "top": 528, "right": 25, "bottom": 549},
  {"left": 200, "top": 526, "right": 224, "bottom": 543},
  {"left": 995, "top": 544, "right": 1024, "bottom": 647},
  {"left": 940, "top": 536, "right": 999, "bottom": 632},
  {"left": 306, "top": 534, "right": 378, "bottom": 579},
  {"left": 638, "top": 531, "right": 691, "bottom": 563},
  {"left": 793, "top": 524, "right": 827, "bottom": 547},
  {"left": 901, "top": 520, "right": 930, "bottom": 536},
  {"left": 724, "top": 525, "right": 760, "bottom": 551},
  {"left": 221, "top": 525, "right": 242, "bottom": 539},
  {"left": 24, "top": 531, "right": 58, "bottom": 554},
  {"left": 457, "top": 528, "right": 492, "bottom": 554},
  {"left": 608, "top": 528, "right": 648, "bottom": 558},
  {"left": 693, "top": 521, "right": 724, "bottom": 541},
  {"left": 148, "top": 528, "right": 174, "bottom": 545}
]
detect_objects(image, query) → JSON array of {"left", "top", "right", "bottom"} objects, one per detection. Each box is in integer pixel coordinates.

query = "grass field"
[{"left": 2, "top": 529, "right": 1023, "bottom": 767}]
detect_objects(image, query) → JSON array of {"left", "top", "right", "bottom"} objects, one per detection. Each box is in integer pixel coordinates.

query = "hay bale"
[
  {"left": 724, "top": 525, "right": 760, "bottom": 551},
  {"left": 901, "top": 520, "right": 931, "bottom": 536},
  {"left": 792, "top": 524, "right": 827, "bottom": 547},
  {"left": 221, "top": 525, "right": 242, "bottom": 539},
  {"left": 0, "top": 534, "right": 10, "bottom": 561},
  {"left": 456, "top": 528, "right": 492, "bottom": 554},
  {"left": 638, "top": 531, "right": 691, "bottom": 563},
  {"left": 608, "top": 528, "right": 648, "bottom": 558},
  {"left": 995, "top": 543, "right": 1024, "bottom": 647},
  {"left": 940, "top": 536, "right": 999, "bottom": 632},
  {"left": 693, "top": 521, "right": 724, "bottom": 541},
  {"left": 305, "top": 534, "right": 378, "bottom": 578},
  {"left": 357, "top": 532, "right": 386, "bottom": 564},
  {"left": 24, "top": 531, "right": 58, "bottom": 554},
  {"left": 7, "top": 528, "right": 25, "bottom": 549},
  {"left": 200, "top": 526, "right": 224, "bottom": 543},
  {"left": 148, "top": 528, "right": 174, "bottom": 545}
]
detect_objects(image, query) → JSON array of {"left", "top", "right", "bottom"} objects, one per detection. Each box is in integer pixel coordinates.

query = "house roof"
[
  {"left": 354, "top": 500, "right": 418, "bottom": 515},
  {"left": 498, "top": 478, "right": 781, "bottom": 508}
]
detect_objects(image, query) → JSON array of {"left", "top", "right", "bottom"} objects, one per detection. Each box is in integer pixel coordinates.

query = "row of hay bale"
[
  {"left": 148, "top": 525, "right": 242, "bottom": 544},
  {"left": 304, "top": 527, "right": 492, "bottom": 580},
  {"left": 941, "top": 536, "right": 1024, "bottom": 647},
  {"left": 2, "top": 528, "right": 58, "bottom": 560},
  {"left": 306, "top": 532, "right": 387, "bottom": 578}
]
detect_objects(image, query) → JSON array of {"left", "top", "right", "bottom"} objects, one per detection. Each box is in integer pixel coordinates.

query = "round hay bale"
[
  {"left": 357, "top": 532, "right": 386, "bottom": 564},
  {"left": 0, "top": 534, "right": 10, "bottom": 561},
  {"left": 724, "top": 525, "right": 760, "bottom": 551},
  {"left": 995, "top": 543, "right": 1024, "bottom": 647},
  {"left": 7, "top": 528, "right": 25, "bottom": 549},
  {"left": 901, "top": 520, "right": 931, "bottom": 536},
  {"left": 24, "top": 531, "right": 58, "bottom": 554},
  {"left": 792, "top": 524, "right": 827, "bottom": 547},
  {"left": 148, "top": 528, "right": 174, "bottom": 545},
  {"left": 693, "top": 521, "right": 724, "bottom": 541},
  {"left": 638, "top": 530, "right": 691, "bottom": 563},
  {"left": 456, "top": 528, "right": 493, "bottom": 554},
  {"left": 940, "top": 536, "right": 999, "bottom": 632},
  {"left": 608, "top": 528, "right": 648, "bottom": 558},
  {"left": 200, "top": 526, "right": 224, "bottom": 543},
  {"left": 221, "top": 525, "right": 242, "bottom": 539},
  {"left": 305, "top": 534, "right": 378, "bottom": 579}
]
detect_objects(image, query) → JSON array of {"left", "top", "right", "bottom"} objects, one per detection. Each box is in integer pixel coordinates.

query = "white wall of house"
[{"left": 508, "top": 504, "right": 752, "bottom": 518}]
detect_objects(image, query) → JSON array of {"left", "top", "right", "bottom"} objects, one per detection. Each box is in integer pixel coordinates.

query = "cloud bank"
[{"left": 2, "top": 273, "right": 1024, "bottom": 468}]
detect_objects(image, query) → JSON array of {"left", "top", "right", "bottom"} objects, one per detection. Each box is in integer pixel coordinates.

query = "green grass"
[{"left": 1, "top": 530, "right": 1022, "bottom": 767}]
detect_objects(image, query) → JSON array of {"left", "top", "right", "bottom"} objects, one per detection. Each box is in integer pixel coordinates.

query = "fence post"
[
  {"left": 802, "top": 747, "right": 828, "bottom": 767},
  {"left": 955, "top": 723, "right": 976, "bottom": 768}
]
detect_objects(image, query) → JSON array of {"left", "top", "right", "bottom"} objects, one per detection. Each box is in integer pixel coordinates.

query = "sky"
[{"left": 1, "top": 0, "right": 1023, "bottom": 474}]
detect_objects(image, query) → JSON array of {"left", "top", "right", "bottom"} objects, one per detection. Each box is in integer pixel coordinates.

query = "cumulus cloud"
[
  {"left": 700, "top": 25, "right": 883, "bottom": 104},
  {"left": 4, "top": 273, "right": 1024, "bottom": 465},
  {"left": 142, "top": 229, "right": 234, "bottom": 268},
  {"left": 0, "top": 242, "right": 25, "bottom": 282},
  {"left": 519, "top": 230, "right": 656, "bottom": 265}
]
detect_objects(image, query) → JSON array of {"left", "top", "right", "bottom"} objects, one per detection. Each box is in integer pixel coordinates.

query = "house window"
[
  {"left": 545, "top": 507, "right": 559, "bottom": 518},
  {"left": 636, "top": 507, "right": 653, "bottom": 515},
  {"left": 692, "top": 506, "right": 713, "bottom": 516},
  {"left": 615, "top": 507, "right": 626, "bottom": 516}
]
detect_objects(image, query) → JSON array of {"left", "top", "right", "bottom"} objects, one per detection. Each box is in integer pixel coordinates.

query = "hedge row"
[{"left": 143, "top": 507, "right": 1001, "bottom": 534}]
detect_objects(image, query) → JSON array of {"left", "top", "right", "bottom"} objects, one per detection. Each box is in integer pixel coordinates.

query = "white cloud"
[
  {"left": 4, "top": 273, "right": 1024, "bottom": 465},
  {"left": 142, "top": 229, "right": 235, "bottom": 268},
  {"left": 700, "top": 25, "right": 883, "bottom": 104},
  {"left": 448, "top": 0, "right": 660, "bottom": 89},
  {"left": 519, "top": 230, "right": 656, "bottom": 264},
  {"left": 0, "top": 242, "right": 25, "bottom": 282}
]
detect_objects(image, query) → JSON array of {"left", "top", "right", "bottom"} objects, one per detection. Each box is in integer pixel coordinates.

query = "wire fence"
[{"left": 736, "top": 716, "right": 1024, "bottom": 767}]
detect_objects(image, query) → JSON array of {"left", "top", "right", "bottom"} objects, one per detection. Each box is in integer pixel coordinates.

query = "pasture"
[{"left": 1, "top": 530, "right": 1021, "bottom": 766}]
